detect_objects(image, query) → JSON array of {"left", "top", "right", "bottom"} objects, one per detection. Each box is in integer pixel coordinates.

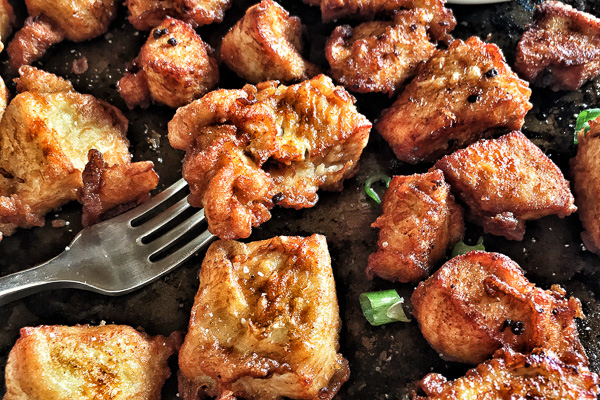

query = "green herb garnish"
[
  {"left": 365, "top": 174, "right": 392, "bottom": 204},
  {"left": 451, "top": 237, "right": 485, "bottom": 258},
  {"left": 359, "top": 289, "right": 410, "bottom": 326},
  {"left": 574, "top": 108, "right": 600, "bottom": 144}
]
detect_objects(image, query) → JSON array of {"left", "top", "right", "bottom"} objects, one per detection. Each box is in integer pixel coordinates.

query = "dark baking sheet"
[{"left": 1, "top": 0, "right": 600, "bottom": 398}]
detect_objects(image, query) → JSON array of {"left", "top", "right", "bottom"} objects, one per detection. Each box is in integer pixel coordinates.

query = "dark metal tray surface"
[{"left": 1, "top": 0, "right": 600, "bottom": 398}]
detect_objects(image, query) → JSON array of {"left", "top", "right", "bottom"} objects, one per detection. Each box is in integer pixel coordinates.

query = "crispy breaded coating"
[
  {"left": 319, "top": 0, "right": 455, "bottom": 41},
  {"left": 376, "top": 36, "right": 532, "bottom": 164},
  {"left": 435, "top": 131, "right": 576, "bottom": 241},
  {"left": 126, "top": 0, "right": 231, "bottom": 30},
  {"left": 7, "top": 0, "right": 117, "bottom": 70},
  {"left": 366, "top": 170, "right": 464, "bottom": 283},
  {"left": 0, "top": 67, "right": 150, "bottom": 238},
  {"left": 571, "top": 117, "right": 600, "bottom": 255},
  {"left": 411, "top": 251, "right": 587, "bottom": 365},
  {"left": 79, "top": 149, "right": 159, "bottom": 227},
  {"left": 4, "top": 324, "right": 181, "bottom": 400},
  {"left": 415, "top": 348, "right": 599, "bottom": 400},
  {"left": 515, "top": 1, "right": 600, "bottom": 91},
  {"left": 221, "top": 0, "right": 319, "bottom": 84},
  {"left": 325, "top": 9, "right": 436, "bottom": 95},
  {"left": 178, "top": 235, "right": 349, "bottom": 400},
  {"left": 0, "top": 0, "right": 15, "bottom": 53},
  {"left": 118, "top": 17, "right": 219, "bottom": 109},
  {"left": 168, "top": 75, "right": 371, "bottom": 239}
]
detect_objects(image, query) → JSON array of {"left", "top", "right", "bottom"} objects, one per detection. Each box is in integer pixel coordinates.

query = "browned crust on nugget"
[
  {"left": 375, "top": 36, "right": 532, "bottom": 164},
  {"left": 515, "top": 1, "right": 600, "bottom": 91},
  {"left": 411, "top": 251, "right": 587, "bottom": 366},
  {"left": 366, "top": 170, "right": 464, "bottom": 283},
  {"left": 325, "top": 9, "right": 436, "bottom": 95},
  {"left": 435, "top": 131, "right": 576, "bottom": 240},
  {"left": 571, "top": 117, "right": 600, "bottom": 254},
  {"left": 126, "top": 0, "right": 232, "bottom": 30}
]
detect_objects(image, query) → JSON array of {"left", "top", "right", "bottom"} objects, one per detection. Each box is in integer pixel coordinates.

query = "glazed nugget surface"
[
  {"left": 221, "top": 0, "right": 319, "bottom": 84},
  {"left": 326, "top": 9, "right": 436, "bottom": 95},
  {"left": 178, "top": 234, "right": 349, "bottom": 400},
  {"left": 435, "top": 131, "right": 576, "bottom": 240},
  {"left": 411, "top": 251, "right": 587, "bottom": 365},
  {"left": 7, "top": 0, "right": 116, "bottom": 69},
  {"left": 571, "top": 117, "right": 600, "bottom": 255},
  {"left": 168, "top": 75, "right": 371, "bottom": 239},
  {"left": 126, "top": 0, "right": 231, "bottom": 30},
  {"left": 0, "top": 67, "right": 131, "bottom": 237},
  {"left": 367, "top": 170, "right": 464, "bottom": 283},
  {"left": 515, "top": 1, "right": 600, "bottom": 91},
  {"left": 376, "top": 36, "right": 532, "bottom": 164},
  {"left": 320, "top": 0, "right": 455, "bottom": 41},
  {"left": 118, "top": 17, "right": 219, "bottom": 108},
  {"left": 415, "top": 348, "right": 599, "bottom": 400},
  {"left": 4, "top": 324, "right": 180, "bottom": 400}
]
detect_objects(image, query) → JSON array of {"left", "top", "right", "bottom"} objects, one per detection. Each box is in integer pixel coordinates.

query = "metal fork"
[{"left": 0, "top": 179, "right": 215, "bottom": 307}]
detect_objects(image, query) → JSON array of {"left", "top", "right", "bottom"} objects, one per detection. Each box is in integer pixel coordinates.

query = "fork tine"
[
  {"left": 147, "top": 229, "right": 215, "bottom": 276},
  {"left": 145, "top": 209, "right": 207, "bottom": 255},
  {"left": 135, "top": 195, "right": 191, "bottom": 237},
  {"left": 128, "top": 178, "right": 188, "bottom": 219}
]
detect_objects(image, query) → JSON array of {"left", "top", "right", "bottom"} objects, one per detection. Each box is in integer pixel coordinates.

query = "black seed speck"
[
  {"left": 502, "top": 319, "right": 513, "bottom": 331},
  {"left": 467, "top": 94, "right": 479, "bottom": 103},
  {"left": 167, "top": 37, "right": 178, "bottom": 46},
  {"left": 511, "top": 321, "right": 525, "bottom": 335},
  {"left": 485, "top": 68, "right": 498, "bottom": 78},
  {"left": 153, "top": 28, "right": 167, "bottom": 39},
  {"left": 273, "top": 193, "right": 284, "bottom": 204}
]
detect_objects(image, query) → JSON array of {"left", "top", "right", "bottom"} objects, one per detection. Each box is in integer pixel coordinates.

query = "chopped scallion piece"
[
  {"left": 360, "top": 289, "right": 410, "bottom": 326},
  {"left": 574, "top": 108, "right": 600, "bottom": 144},
  {"left": 451, "top": 237, "right": 485, "bottom": 258},
  {"left": 365, "top": 174, "right": 391, "bottom": 204}
]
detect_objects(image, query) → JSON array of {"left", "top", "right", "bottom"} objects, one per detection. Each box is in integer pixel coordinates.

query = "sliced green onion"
[
  {"left": 365, "top": 174, "right": 391, "bottom": 204},
  {"left": 360, "top": 289, "right": 410, "bottom": 326},
  {"left": 451, "top": 237, "right": 485, "bottom": 258},
  {"left": 574, "top": 108, "right": 600, "bottom": 144}
]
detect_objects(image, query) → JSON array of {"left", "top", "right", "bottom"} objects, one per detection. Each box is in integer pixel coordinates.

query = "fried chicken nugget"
[
  {"left": 411, "top": 251, "right": 587, "bottom": 365},
  {"left": 118, "top": 17, "right": 219, "bottom": 109},
  {"left": 325, "top": 9, "right": 436, "bottom": 95},
  {"left": 319, "top": 0, "right": 455, "bottom": 41},
  {"left": 221, "top": 0, "right": 320, "bottom": 84},
  {"left": 7, "top": 0, "right": 117, "bottom": 70},
  {"left": 415, "top": 348, "right": 599, "bottom": 400},
  {"left": 0, "top": 0, "right": 15, "bottom": 53},
  {"left": 376, "top": 36, "right": 532, "bottom": 164},
  {"left": 435, "top": 131, "right": 576, "bottom": 241},
  {"left": 178, "top": 235, "right": 349, "bottom": 400},
  {"left": 571, "top": 116, "right": 600, "bottom": 255},
  {"left": 515, "top": 1, "right": 600, "bottom": 92},
  {"left": 168, "top": 75, "right": 371, "bottom": 239},
  {"left": 4, "top": 324, "right": 181, "bottom": 400},
  {"left": 366, "top": 170, "right": 464, "bottom": 283},
  {"left": 126, "top": 0, "right": 231, "bottom": 30},
  {"left": 0, "top": 67, "right": 158, "bottom": 238}
]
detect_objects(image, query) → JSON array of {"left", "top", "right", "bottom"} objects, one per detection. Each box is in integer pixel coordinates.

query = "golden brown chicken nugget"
[
  {"left": 178, "top": 234, "right": 349, "bottom": 400},
  {"left": 118, "top": 17, "right": 219, "bottom": 109},
  {"left": 367, "top": 170, "right": 464, "bottom": 283},
  {"left": 435, "top": 131, "right": 576, "bottom": 241},
  {"left": 7, "top": 0, "right": 117, "bottom": 69},
  {"left": 415, "top": 348, "right": 599, "bottom": 400},
  {"left": 571, "top": 116, "right": 600, "bottom": 255},
  {"left": 515, "top": 1, "right": 600, "bottom": 91},
  {"left": 0, "top": 0, "right": 15, "bottom": 53},
  {"left": 221, "top": 0, "right": 320, "bottom": 84},
  {"left": 376, "top": 36, "right": 532, "bottom": 164},
  {"left": 320, "top": 0, "right": 455, "bottom": 41},
  {"left": 168, "top": 75, "right": 371, "bottom": 240},
  {"left": 325, "top": 9, "right": 436, "bottom": 95},
  {"left": 4, "top": 324, "right": 180, "bottom": 400},
  {"left": 126, "top": 0, "right": 231, "bottom": 30},
  {"left": 411, "top": 251, "right": 587, "bottom": 365}
]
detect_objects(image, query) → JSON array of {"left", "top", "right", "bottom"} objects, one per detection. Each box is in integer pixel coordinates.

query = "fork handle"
[{"left": 0, "top": 255, "right": 80, "bottom": 306}]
